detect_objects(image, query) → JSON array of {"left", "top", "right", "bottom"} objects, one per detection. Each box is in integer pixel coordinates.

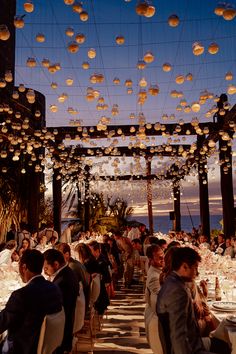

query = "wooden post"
[
  {"left": 146, "top": 157, "right": 154, "bottom": 235},
  {"left": 84, "top": 165, "right": 90, "bottom": 232},
  {"left": 173, "top": 182, "right": 181, "bottom": 232},
  {"left": 197, "top": 135, "right": 210, "bottom": 239},
  {"left": 53, "top": 170, "right": 62, "bottom": 236}
]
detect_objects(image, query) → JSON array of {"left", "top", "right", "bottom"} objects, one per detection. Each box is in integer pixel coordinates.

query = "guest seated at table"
[
  {"left": 0, "top": 249, "right": 63, "bottom": 354},
  {"left": 43, "top": 249, "right": 78, "bottom": 354},
  {"left": 18, "top": 238, "right": 31, "bottom": 257},
  {"left": 197, "top": 235, "right": 210, "bottom": 249},
  {"left": 223, "top": 238, "right": 234, "bottom": 257},
  {"left": 0, "top": 240, "right": 17, "bottom": 266},
  {"left": 35, "top": 235, "right": 50, "bottom": 253},
  {"left": 157, "top": 247, "right": 230, "bottom": 354},
  {"left": 215, "top": 233, "right": 226, "bottom": 255}
]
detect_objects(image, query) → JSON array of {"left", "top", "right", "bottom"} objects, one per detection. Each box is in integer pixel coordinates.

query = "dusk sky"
[{"left": 14, "top": 0, "right": 236, "bottom": 216}]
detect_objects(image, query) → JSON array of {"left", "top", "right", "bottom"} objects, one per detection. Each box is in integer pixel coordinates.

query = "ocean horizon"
[{"left": 130, "top": 214, "right": 223, "bottom": 234}]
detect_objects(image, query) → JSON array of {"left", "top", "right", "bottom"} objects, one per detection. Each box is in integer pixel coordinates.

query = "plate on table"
[
  {"left": 226, "top": 315, "right": 236, "bottom": 324},
  {"left": 212, "top": 301, "right": 236, "bottom": 311}
]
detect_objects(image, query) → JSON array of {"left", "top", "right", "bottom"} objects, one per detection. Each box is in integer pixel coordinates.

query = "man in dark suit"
[
  {"left": 0, "top": 249, "right": 63, "bottom": 354},
  {"left": 157, "top": 247, "right": 230, "bottom": 354},
  {"left": 44, "top": 249, "right": 78, "bottom": 354}
]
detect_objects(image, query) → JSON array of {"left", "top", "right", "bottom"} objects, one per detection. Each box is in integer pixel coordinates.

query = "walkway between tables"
[{"left": 93, "top": 282, "right": 152, "bottom": 354}]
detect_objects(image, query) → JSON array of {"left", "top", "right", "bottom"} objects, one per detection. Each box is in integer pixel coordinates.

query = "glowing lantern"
[
  {"left": 75, "top": 33, "right": 86, "bottom": 43},
  {"left": 67, "top": 41, "right": 79, "bottom": 53},
  {"left": 208, "top": 42, "right": 219, "bottom": 54},
  {"left": 137, "top": 60, "right": 146, "bottom": 70},
  {"left": 82, "top": 61, "right": 90, "bottom": 69},
  {"left": 125, "top": 79, "right": 133, "bottom": 87},
  {"left": 5, "top": 70, "right": 13, "bottom": 82},
  {"left": 65, "top": 27, "right": 74, "bottom": 37},
  {"left": 80, "top": 11, "right": 89, "bottom": 21},
  {"left": 73, "top": 2, "right": 83, "bottom": 13},
  {"left": 148, "top": 85, "right": 159, "bottom": 96},
  {"left": 214, "top": 3, "right": 226, "bottom": 16},
  {"left": 66, "top": 78, "right": 74, "bottom": 86},
  {"left": 175, "top": 75, "right": 185, "bottom": 84},
  {"left": 145, "top": 5, "right": 156, "bottom": 18},
  {"left": 64, "top": 0, "right": 75, "bottom": 5},
  {"left": 18, "top": 84, "right": 25, "bottom": 92},
  {"left": 14, "top": 16, "right": 25, "bottom": 28},
  {"left": 116, "top": 35, "right": 125, "bottom": 45},
  {"left": 24, "top": 1, "right": 34, "bottom": 13},
  {"left": 26, "top": 89, "right": 35, "bottom": 103},
  {"left": 41, "top": 58, "right": 50, "bottom": 67},
  {"left": 227, "top": 84, "right": 236, "bottom": 95},
  {"left": 143, "top": 51, "right": 154, "bottom": 63},
  {"left": 192, "top": 42, "right": 204, "bottom": 56},
  {"left": 223, "top": 7, "right": 236, "bottom": 20},
  {"left": 168, "top": 14, "right": 180, "bottom": 27},
  {"left": 12, "top": 91, "right": 19, "bottom": 99},
  {"left": 191, "top": 102, "right": 201, "bottom": 112},
  {"left": 127, "top": 88, "right": 133, "bottom": 94},
  {"left": 0, "top": 25, "right": 10, "bottom": 40},
  {"left": 36, "top": 33, "right": 45, "bottom": 43},
  {"left": 0, "top": 79, "right": 6, "bottom": 88},
  {"left": 26, "top": 57, "right": 37, "bottom": 67},
  {"left": 186, "top": 73, "right": 193, "bottom": 81},
  {"left": 162, "top": 62, "right": 172, "bottom": 72},
  {"left": 225, "top": 72, "right": 233, "bottom": 81},
  {"left": 136, "top": 1, "right": 148, "bottom": 16},
  {"left": 139, "top": 77, "right": 147, "bottom": 87},
  {"left": 88, "top": 48, "right": 96, "bottom": 59},
  {"left": 48, "top": 64, "right": 57, "bottom": 74},
  {"left": 113, "top": 77, "right": 120, "bottom": 85},
  {"left": 50, "top": 104, "right": 58, "bottom": 113}
]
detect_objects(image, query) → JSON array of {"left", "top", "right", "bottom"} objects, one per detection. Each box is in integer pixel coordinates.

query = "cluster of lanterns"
[
  {"left": 135, "top": 0, "right": 156, "bottom": 18},
  {"left": 192, "top": 42, "right": 220, "bottom": 56},
  {"left": 214, "top": 3, "right": 236, "bottom": 20}
]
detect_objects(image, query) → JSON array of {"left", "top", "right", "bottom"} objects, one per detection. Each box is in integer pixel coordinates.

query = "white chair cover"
[
  {"left": 37, "top": 308, "right": 65, "bottom": 354},
  {"left": 144, "top": 305, "right": 164, "bottom": 354},
  {"left": 73, "top": 282, "right": 86, "bottom": 333},
  {"left": 89, "top": 274, "right": 101, "bottom": 305}
]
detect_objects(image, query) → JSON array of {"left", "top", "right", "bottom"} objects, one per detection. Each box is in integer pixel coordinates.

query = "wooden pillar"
[
  {"left": 173, "top": 182, "right": 181, "bottom": 232},
  {"left": 197, "top": 135, "right": 210, "bottom": 239},
  {"left": 146, "top": 157, "right": 154, "bottom": 235},
  {"left": 219, "top": 133, "right": 235, "bottom": 237},
  {"left": 84, "top": 165, "right": 90, "bottom": 232},
  {"left": 27, "top": 168, "right": 41, "bottom": 231},
  {"left": 53, "top": 170, "right": 62, "bottom": 236},
  {"left": 0, "top": 0, "right": 16, "bottom": 84}
]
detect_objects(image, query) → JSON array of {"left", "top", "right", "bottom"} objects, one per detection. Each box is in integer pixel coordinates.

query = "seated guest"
[
  {"left": 215, "top": 233, "right": 226, "bottom": 255},
  {"left": 44, "top": 249, "right": 78, "bottom": 354},
  {"left": 157, "top": 247, "right": 230, "bottom": 354},
  {"left": 156, "top": 239, "right": 168, "bottom": 251},
  {"left": 36, "top": 235, "right": 49, "bottom": 253},
  {"left": 18, "top": 238, "right": 31, "bottom": 257},
  {"left": 0, "top": 249, "right": 63, "bottom": 354},
  {"left": 0, "top": 240, "right": 17, "bottom": 265},
  {"left": 223, "top": 238, "right": 234, "bottom": 257},
  {"left": 197, "top": 235, "right": 210, "bottom": 249},
  {"left": 39, "top": 222, "right": 59, "bottom": 243}
]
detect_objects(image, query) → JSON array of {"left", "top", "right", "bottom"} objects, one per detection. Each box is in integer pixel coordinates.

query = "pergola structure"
[{"left": 0, "top": 0, "right": 235, "bottom": 241}]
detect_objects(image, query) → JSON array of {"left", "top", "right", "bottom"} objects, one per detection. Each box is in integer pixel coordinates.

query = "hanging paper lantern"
[
  {"left": 0, "top": 79, "right": 6, "bottom": 88},
  {"left": 162, "top": 62, "right": 172, "bottom": 72},
  {"left": 82, "top": 61, "right": 90, "bottom": 69},
  {"left": 227, "top": 84, "right": 236, "bottom": 95},
  {"left": 18, "top": 84, "right": 25, "bottom": 92},
  {"left": 186, "top": 73, "right": 193, "bottom": 81},
  {"left": 175, "top": 75, "right": 185, "bottom": 84},
  {"left": 115, "top": 35, "right": 125, "bottom": 45},
  {"left": 191, "top": 101, "right": 201, "bottom": 112},
  {"left": 26, "top": 89, "right": 35, "bottom": 103},
  {"left": 26, "top": 57, "right": 37, "bottom": 67},
  {"left": 125, "top": 79, "right": 133, "bottom": 87},
  {"left": 127, "top": 87, "right": 133, "bottom": 94},
  {"left": 214, "top": 3, "right": 226, "bottom": 16},
  {"left": 136, "top": 60, "right": 146, "bottom": 70},
  {"left": 5, "top": 70, "right": 13, "bottom": 82},
  {"left": 0, "top": 25, "right": 10, "bottom": 40},
  {"left": 139, "top": 77, "right": 147, "bottom": 87},
  {"left": 50, "top": 104, "right": 58, "bottom": 113},
  {"left": 222, "top": 7, "right": 236, "bottom": 20},
  {"left": 136, "top": 1, "right": 149, "bottom": 16},
  {"left": 41, "top": 58, "right": 50, "bottom": 67},
  {"left": 225, "top": 72, "right": 233, "bottom": 81},
  {"left": 145, "top": 5, "right": 156, "bottom": 18},
  {"left": 48, "top": 64, "right": 57, "bottom": 74},
  {"left": 64, "top": 0, "right": 75, "bottom": 5},
  {"left": 66, "top": 78, "right": 74, "bottom": 86},
  {"left": 208, "top": 42, "right": 219, "bottom": 54},
  {"left": 148, "top": 85, "right": 159, "bottom": 96},
  {"left": 14, "top": 16, "right": 25, "bottom": 28},
  {"left": 192, "top": 42, "right": 204, "bottom": 56},
  {"left": 143, "top": 51, "right": 154, "bottom": 63},
  {"left": 65, "top": 27, "right": 74, "bottom": 37},
  {"left": 80, "top": 11, "right": 89, "bottom": 21},
  {"left": 113, "top": 77, "right": 120, "bottom": 85},
  {"left": 168, "top": 14, "right": 180, "bottom": 27},
  {"left": 88, "top": 48, "right": 96, "bottom": 59},
  {"left": 36, "top": 33, "right": 45, "bottom": 43},
  {"left": 73, "top": 2, "right": 83, "bottom": 13},
  {"left": 75, "top": 33, "right": 86, "bottom": 43},
  {"left": 67, "top": 41, "right": 79, "bottom": 53},
  {"left": 24, "top": 1, "right": 34, "bottom": 13}
]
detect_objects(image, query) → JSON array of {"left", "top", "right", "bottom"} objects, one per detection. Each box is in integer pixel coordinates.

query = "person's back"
[{"left": 0, "top": 249, "right": 63, "bottom": 354}]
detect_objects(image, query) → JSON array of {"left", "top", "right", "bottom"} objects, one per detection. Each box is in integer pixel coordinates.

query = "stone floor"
[{"left": 93, "top": 282, "right": 153, "bottom": 354}]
